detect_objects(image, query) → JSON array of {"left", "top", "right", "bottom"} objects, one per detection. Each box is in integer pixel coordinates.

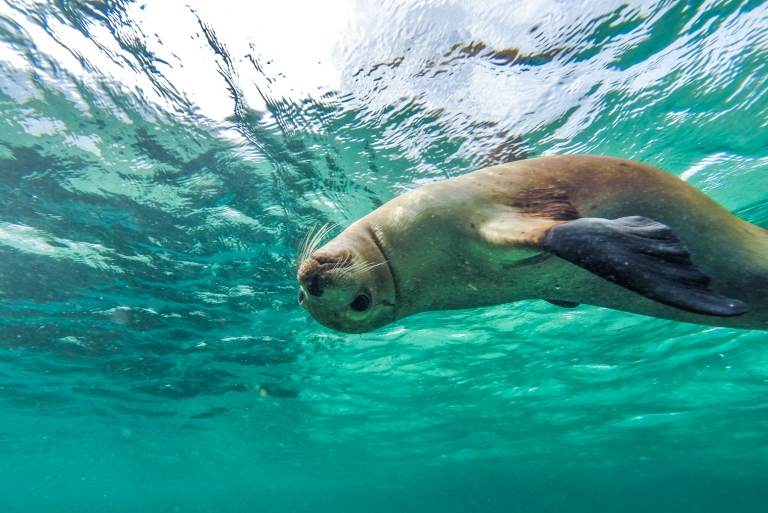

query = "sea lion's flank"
[{"left": 297, "top": 155, "right": 768, "bottom": 333}]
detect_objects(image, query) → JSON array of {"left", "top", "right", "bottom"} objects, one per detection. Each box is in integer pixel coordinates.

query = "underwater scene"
[{"left": 1, "top": 0, "right": 768, "bottom": 511}]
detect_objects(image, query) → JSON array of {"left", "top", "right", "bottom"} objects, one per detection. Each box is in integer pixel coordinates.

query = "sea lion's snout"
[
  {"left": 295, "top": 229, "right": 397, "bottom": 334},
  {"left": 297, "top": 254, "right": 346, "bottom": 299}
]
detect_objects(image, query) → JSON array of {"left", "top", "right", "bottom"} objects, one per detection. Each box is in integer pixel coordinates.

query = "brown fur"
[{"left": 298, "top": 155, "right": 768, "bottom": 333}]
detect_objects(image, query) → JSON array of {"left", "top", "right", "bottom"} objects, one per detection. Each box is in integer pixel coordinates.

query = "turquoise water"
[{"left": 1, "top": 0, "right": 768, "bottom": 511}]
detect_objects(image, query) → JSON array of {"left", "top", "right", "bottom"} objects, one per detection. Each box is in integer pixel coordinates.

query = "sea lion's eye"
[{"left": 350, "top": 294, "right": 371, "bottom": 312}]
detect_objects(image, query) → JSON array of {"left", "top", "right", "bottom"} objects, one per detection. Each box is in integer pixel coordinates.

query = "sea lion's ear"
[{"left": 541, "top": 216, "right": 749, "bottom": 317}]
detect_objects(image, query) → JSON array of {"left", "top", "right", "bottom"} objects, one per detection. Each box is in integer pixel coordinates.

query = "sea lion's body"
[{"left": 298, "top": 155, "right": 768, "bottom": 332}]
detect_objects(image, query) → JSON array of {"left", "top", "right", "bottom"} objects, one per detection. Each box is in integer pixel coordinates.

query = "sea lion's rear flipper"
[{"left": 542, "top": 216, "right": 749, "bottom": 317}]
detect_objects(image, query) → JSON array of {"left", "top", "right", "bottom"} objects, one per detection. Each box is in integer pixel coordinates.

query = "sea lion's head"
[{"left": 296, "top": 225, "right": 396, "bottom": 334}]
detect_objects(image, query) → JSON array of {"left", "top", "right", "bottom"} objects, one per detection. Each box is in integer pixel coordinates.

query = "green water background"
[{"left": 1, "top": 0, "right": 768, "bottom": 511}]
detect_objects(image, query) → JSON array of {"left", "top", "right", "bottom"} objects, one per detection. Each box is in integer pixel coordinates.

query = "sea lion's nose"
[
  {"left": 298, "top": 258, "right": 325, "bottom": 297},
  {"left": 307, "top": 273, "right": 323, "bottom": 297},
  {"left": 298, "top": 254, "right": 343, "bottom": 298}
]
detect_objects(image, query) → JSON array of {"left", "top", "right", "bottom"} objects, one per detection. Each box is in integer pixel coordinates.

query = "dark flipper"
[
  {"left": 542, "top": 216, "right": 749, "bottom": 317},
  {"left": 546, "top": 299, "right": 580, "bottom": 309}
]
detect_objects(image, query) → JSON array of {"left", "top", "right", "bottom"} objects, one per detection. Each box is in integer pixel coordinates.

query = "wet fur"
[{"left": 298, "top": 155, "right": 768, "bottom": 332}]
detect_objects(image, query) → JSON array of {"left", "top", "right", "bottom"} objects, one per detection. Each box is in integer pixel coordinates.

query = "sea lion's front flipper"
[{"left": 542, "top": 216, "right": 749, "bottom": 317}]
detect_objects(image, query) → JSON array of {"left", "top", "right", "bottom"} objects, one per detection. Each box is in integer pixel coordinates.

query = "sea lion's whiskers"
[
  {"left": 330, "top": 255, "right": 353, "bottom": 273},
  {"left": 357, "top": 260, "right": 387, "bottom": 276},
  {"left": 298, "top": 223, "right": 338, "bottom": 265},
  {"left": 303, "top": 225, "right": 328, "bottom": 260},
  {"left": 331, "top": 259, "right": 387, "bottom": 280},
  {"left": 297, "top": 227, "right": 316, "bottom": 266}
]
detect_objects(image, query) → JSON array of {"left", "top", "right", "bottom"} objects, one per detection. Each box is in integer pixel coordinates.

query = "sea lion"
[{"left": 296, "top": 155, "right": 768, "bottom": 333}]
